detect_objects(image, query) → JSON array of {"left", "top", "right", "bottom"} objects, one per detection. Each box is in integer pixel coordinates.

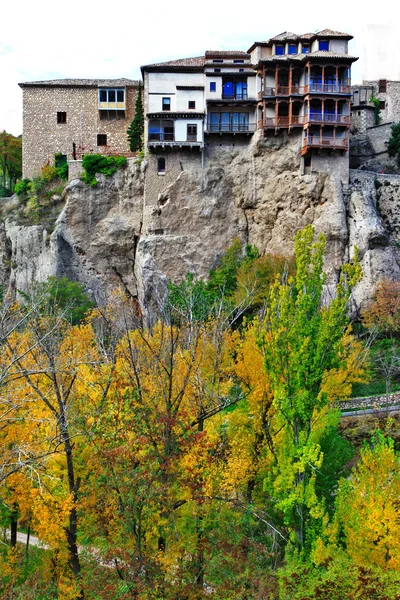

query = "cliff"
[{"left": 2, "top": 132, "right": 400, "bottom": 312}]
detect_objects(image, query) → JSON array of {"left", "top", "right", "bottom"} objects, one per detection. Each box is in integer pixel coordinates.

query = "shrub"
[
  {"left": 81, "top": 154, "right": 127, "bottom": 186},
  {"left": 388, "top": 122, "right": 400, "bottom": 166},
  {"left": 14, "top": 178, "right": 31, "bottom": 197}
]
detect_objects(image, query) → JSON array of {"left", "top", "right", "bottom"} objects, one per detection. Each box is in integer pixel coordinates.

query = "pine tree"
[{"left": 127, "top": 82, "right": 144, "bottom": 152}]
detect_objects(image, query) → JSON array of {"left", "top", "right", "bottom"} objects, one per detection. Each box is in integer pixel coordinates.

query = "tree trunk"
[{"left": 10, "top": 502, "right": 18, "bottom": 548}]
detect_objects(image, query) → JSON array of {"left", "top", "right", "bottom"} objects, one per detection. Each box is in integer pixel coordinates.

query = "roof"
[
  {"left": 142, "top": 56, "right": 205, "bottom": 72},
  {"left": 315, "top": 29, "right": 353, "bottom": 39},
  {"left": 205, "top": 50, "right": 250, "bottom": 57},
  {"left": 260, "top": 50, "right": 357, "bottom": 63},
  {"left": 247, "top": 28, "right": 353, "bottom": 52},
  {"left": 271, "top": 31, "right": 299, "bottom": 41},
  {"left": 19, "top": 78, "right": 139, "bottom": 88},
  {"left": 307, "top": 50, "right": 357, "bottom": 60}
]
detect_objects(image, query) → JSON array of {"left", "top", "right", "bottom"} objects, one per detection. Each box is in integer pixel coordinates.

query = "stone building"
[
  {"left": 141, "top": 29, "right": 357, "bottom": 186},
  {"left": 19, "top": 78, "right": 140, "bottom": 179}
]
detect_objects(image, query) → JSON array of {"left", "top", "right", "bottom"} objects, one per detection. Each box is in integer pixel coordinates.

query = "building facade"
[
  {"left": 19, "top": 78, "right": 140, "bottom": 179},
  {"left": 141, "top": 30, "right": 357, "bottom": 180}
]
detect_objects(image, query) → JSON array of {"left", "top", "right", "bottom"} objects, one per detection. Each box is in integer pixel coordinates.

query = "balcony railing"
[
  {"left": 264, "top": 116, "right": 305, "bottom": 127},
  {"left": 206, "top": 122, "right": 257, "bottom": 133},
  {"left": 262, "top": 86, "right": 305, "bottom": 97},
  {"left": 149, "top": 132, "right": 174, "bottom": 142},
  {"left": 303, "top": 135, "right": 348, "bottom": 150},
  {"left": 221, "top": 92, "right": 248, "bottom": 100},
  {"left": 305, "top": 113, "right": 351, "bottom": 124},
  {"left": 305, "top": 83, "right": 351, "bottom": 94}
]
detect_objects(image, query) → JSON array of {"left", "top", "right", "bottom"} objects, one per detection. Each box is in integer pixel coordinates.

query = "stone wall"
[
  {"left": 22, "top": 85, "right": 139, "bottom": 179},
  {"left": 363, "top": 80, "right": 400, "bottom": 124},
  {"left": 350, "top": 106, "right": 375, "bottom": 134},
  {"left": 340, "top": 392, "right": 400, "bottom": 411}
]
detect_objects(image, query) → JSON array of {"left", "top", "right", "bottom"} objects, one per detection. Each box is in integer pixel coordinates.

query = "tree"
[
  {"left": 0, "top": 131, "right": 22, "bottom": 193},
  {"left": 388, "top": 121, "right": 400, "bottom": 166},
  {"left": 127, "top": 82, "right": 144, "bottom": 152},
  {"left": 259, "top": 225, "right": 362, "bottom": 550},
  {"left": 335, "top": 432, "right": 400, "bottom": 571}
]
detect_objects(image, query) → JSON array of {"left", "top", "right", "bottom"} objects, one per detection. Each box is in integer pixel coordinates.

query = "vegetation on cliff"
[
  {"left": 0, "top": 131, "right": 22, "bottom": 196},
  {"left": 0, "top": 227, "right": 399, "bottom": 600}
]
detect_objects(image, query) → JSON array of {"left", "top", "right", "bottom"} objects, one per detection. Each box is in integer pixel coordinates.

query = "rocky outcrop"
[{"left": 2, "top": 134, "right": 400, "bottom": 313}]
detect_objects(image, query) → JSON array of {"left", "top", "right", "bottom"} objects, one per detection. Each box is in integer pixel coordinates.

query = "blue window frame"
[
  {"left": 288, "top": 44, "right": 297, "bottom": 55},
  {"left": 275, "top": 45, "right": 284, "bottom": 55},
  {"left": 319, "top": 40, "right": 329, "bottom": 51},
  {"left": 302, "top": 44, "right": 309, "bottom": 54},
  {"left": 210, "top": 82, "right": 216, "bottom": 92}
]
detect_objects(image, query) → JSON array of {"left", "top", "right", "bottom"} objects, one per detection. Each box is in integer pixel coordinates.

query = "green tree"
[
  {"left": 388, "top": 122, "right": 400, "bottom": 166},
  {"left": 127, "top": 82, "right": 144, "bottom": 152},
  {"left": 0, "top": 131, "right": 22, "bottom": 193},
  {"left": 260, "top": 225, "right": 361, "bottom": 551}
]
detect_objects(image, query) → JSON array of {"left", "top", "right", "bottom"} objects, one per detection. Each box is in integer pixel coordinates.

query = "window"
[
  {"left": 234, "top": 59, "right": 244, "bottom": 64},
  {"left": 210, "top": 82, "right": 216, "bottom": 92},
  {"left": 162, "top": 97, "right": 171, "bottom": 111},
  {"left": 380, "top": 101, "right": 386, "bottom": 110},
  {"left": 302, "top": 44, "right": 310, "bottom": 54},
  {"left": 157, "top": 157, "right": 166, "bottom": 174},
  {"left": 275, "top": 45, "right": 284, "bottom": 55},
  {"left": 319, "top": 40, "right": 329, "bottom": 51},
  {"left": 188, "top": 100, "right": 196, "bottom": 109},
  {"left": 288, "top": 44, "right": 297, "bottom": 55},
  {"left": 213, "top": 59, "right": 223, "bottom": 63},
  {"left": 379, "top": 79, "right": 387, "bottom": 93},
  {"left": 97, "top": 134, "right": 107, "bottom": 146},
  {"left": 358, "top": 111, "right": 361, "bottom": 116},
  {"left": 57, "top": 112, "right": 67, "bottom": 124},
  {"left": 187, "top": 124, "right": 197, "bottom": 141},
  {"left": 214, "top": 68, "right": 221, "bottom": 72},
  {"left": 98, "top": 89, "right": 125, "bottom": 106}
]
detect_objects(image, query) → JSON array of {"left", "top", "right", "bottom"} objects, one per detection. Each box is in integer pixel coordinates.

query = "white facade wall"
[
  {"left": 330, "top": 39, "right": 348, "bottom": 53},
  {"left": 205, "top": 77, "right": 223, "bottom": 99},
  {"left": 174, "top": 119, "right": 204, "bottom": 142},
  {"left": 148, "top": 72, "right": 204, "bottom": 112},
  {"left": 176, "top": 89, "right": 204, "bottom": 112}
]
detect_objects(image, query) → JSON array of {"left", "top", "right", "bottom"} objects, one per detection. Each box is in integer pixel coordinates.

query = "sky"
[{"left": 1, "top": 1, "right": 399, "bottom": 136}]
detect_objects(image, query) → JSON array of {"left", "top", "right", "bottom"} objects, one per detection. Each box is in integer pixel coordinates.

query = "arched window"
[{"left": 157, "top": 157, "right": 166, "bottom": 174}]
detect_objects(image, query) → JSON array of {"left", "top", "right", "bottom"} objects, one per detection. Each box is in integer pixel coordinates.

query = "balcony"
[
  {"left": 206, "top": 122, "right": 257, "bottom": 134},
  {"left": 302, "top": 135, "right": 348, "bottom": 154},
  {"left": 148, "top": 131, "right": 203, "bottom": 148},
  {"left": 305, "top": 113, "right": 351, "bottom": 125},
  {"left": 221, "top": 92, "right": 248, "bottom": 100},
  {"left": 264, "top": 116, "right": 305, "bottom": 127},
  {"left": 305, "top": 83, "right": 351, "bottom": 94},
  {"left": 261, "top": 86, "right": 305, "bottom": 97}
]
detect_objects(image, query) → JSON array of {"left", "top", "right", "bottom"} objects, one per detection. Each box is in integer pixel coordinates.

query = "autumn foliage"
[{"left": 1, "top": 229, "right": 399, "bottom": 599}]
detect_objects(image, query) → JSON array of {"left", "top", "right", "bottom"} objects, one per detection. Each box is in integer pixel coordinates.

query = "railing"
[
  {"left": 149, "top": 132, "right": 175, "bottom": 142},
  {"left": 262, "top": 86, "right": 306, "bottom": 96},
  {"left": 264, "top": 115, "right": 305, "bottom": 127},
  {"left": 206, "top": 122, "right": 257, "bottom": 133},
  {"left": 221, "top": 92, "right": 248, "bottom": 100},
  {"left": 305, "top": 84, "right": 351, "bottom": 94},
  {"left": 303, "top": 136, "right": 348, "bottom": 149},
  {"left": 305, "top": 113, "right": 351, "bottom": 124}
]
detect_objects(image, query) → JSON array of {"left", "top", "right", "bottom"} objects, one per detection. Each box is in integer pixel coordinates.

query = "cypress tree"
[{"left": 127, "top": 82, "right": 144, "bottom": 152}]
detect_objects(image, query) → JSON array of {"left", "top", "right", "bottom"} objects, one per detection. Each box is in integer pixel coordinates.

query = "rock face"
[{"left": 2, "top": 132, "right": 400, "bottom": 313}]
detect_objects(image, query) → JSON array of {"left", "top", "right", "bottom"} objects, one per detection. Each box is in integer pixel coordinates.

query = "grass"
[{"left": 351, "top": 379, "right": 400, "bottom": 398}]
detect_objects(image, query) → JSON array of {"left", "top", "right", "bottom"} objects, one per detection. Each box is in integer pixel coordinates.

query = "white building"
[{"left": 141, "top": 50, "right": 258, "bottom": 153}]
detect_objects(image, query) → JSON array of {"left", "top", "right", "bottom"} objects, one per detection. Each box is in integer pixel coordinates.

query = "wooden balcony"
[
  {"left": 305, "top": 113, "right": 351, "bottom": 125},
  {"left": 305, "top": 83, "right": 351, "bottom": 94},
  {"left": 264, "top": 115, "right": 305, "bottom": 128},
  {"left": 302, "top": 135, "right": 348, "bottom": 154},
  {"left": 262, "top": 86, "right": 306, "bottom": 97},
  {"left": 205, "top": 122, "right": 257, "bottom": 134}
]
